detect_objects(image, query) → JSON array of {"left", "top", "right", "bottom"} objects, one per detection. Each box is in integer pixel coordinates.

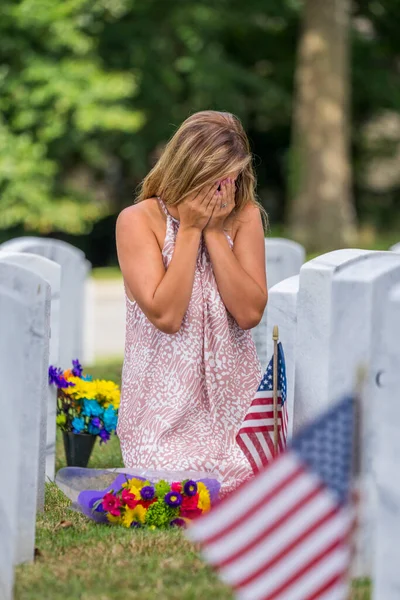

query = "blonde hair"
[{"left": 136, "top": 110, "right": 267, "bottom": 228}]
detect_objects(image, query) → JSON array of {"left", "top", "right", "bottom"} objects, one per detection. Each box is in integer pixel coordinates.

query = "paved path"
[{"left": 84, "top": 278, "right": 126, "bottom": 363}]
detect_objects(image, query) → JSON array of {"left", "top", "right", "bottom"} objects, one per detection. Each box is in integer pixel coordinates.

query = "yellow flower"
[
  {"left": 61, "top": 377, "right": 121, "bottom": 409},
  {"left": 197, "top": 482, "right": 211, "bottom": 512},
  {"left": 122, "top": 505, "right": 147, "bottom": 528},
  {"left": 93, "top": 379, "right": 121, "bottom": 408},
  {"left": 127, "top": 478, "right": 146, "bottom": 497},
  {"left": 107, "top": 513, "right": 122, "bottom": 525}
]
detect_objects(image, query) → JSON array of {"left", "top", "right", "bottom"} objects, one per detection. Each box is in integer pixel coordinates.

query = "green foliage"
[
  {"left": 0, "top": 0, "right": 144, "bottom": 233},
  {"left": 1, "top": 0, "right": 399, "bottom": 236}
]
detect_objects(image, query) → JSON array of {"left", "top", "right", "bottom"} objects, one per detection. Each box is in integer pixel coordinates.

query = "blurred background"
[{"left": 1, "top": 0, "right": 399, "bottom": 359}]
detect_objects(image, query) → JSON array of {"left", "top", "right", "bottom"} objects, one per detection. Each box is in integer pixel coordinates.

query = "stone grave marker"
[
  {"left": 252, "top": 238, "right": 305, "bottom": 369},
  {"left": 266, "top": 275, "right": 299, "bottom": 440},
  {"left": 0, "top": 287, "right": 25, "bottom": 599},
  {"left": 373, "top": 283, "right": 400, "bottom": 599},
  {"left": 0, "top": 251, "right": 61, "bottom": 482},
  {"left": 1, "top": 237, "right": 90, "bottom": 368},
  {"left": 0, "top": 262, "right": 50, "bottom": 565},
  {"left": 294, "top": 248, "right": 400, "bottom": 575},
  {"left": 390, "top": 242, "right": 400, "bottom": 253}
]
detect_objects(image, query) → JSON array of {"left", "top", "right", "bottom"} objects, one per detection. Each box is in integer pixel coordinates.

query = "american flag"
[
  {"left": 188, "top": 396, "right": 355, "bottom": 600},
  {"left": 237, "top": 342, "right": 288, "bottom": 473}
]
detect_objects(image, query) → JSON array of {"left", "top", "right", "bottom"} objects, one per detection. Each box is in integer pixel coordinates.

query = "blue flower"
[
  {"left": 71, "top": 417, "right": 85, "bottom": 433},
  {"left": 103, "top": 406, "right": 118, "bottom": 433},
  {"left": 82, "top": 374, "right": 93, "bottom": 381},
  {"left": 82, "top": 399, "right": 104, "bottom": 418},
  {"left": 88, "top": 417, "right": 101, "bottom": 435},
  {"left": 72, "top": 359, "right": 83, "bottom": 378}
]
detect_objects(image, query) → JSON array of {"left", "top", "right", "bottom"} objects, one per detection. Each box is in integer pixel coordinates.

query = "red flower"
[
  {"left": 181, "top": 507, "right": 203, "bottom": 519},
  {"left": 102, "top": 492, "right": 121, "bottom": 516},
  {"left": 171, "top": 482, "right": 182, "bottom": 493},
  {"left": 138, "top": 498, "right": 157, "bottom": 509},
  {"left": 182, "top": 493, "right": 199, "bottom": 512},
  {"left": 121, "top": 489, "right": 138, "bottom": 509}
]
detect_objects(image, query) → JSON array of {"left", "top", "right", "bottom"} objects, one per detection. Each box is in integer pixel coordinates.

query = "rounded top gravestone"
[
  {"left": 0, "top": 261, "right": 51, "bottom": 565},
  {"left": 265, "top": 238, "right": 306, "bottom": 288},
  {"left": 266, "top": 274, "right": 300, "bottom": 440},
  {"left": 390, "top": 242, "right": 400, "bottom": 253},
  {"left": 0, "top": 237, "right": 90, "bottom": 368},
  {"left": 374, "top": 283, "right": 400, "bottom": 600}
]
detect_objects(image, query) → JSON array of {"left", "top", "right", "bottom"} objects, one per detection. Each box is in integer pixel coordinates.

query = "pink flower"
[
  {"left": 121, "top": 489, "right": 138, "bottom": 509},
  {"left": 102, "top": 492, "right": 121, "bottom": 516},
  {"left": 171, "top": 482, "right": 182, "bottom": 493}
]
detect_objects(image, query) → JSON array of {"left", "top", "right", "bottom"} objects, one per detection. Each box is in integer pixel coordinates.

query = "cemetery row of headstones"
[
  {"left": 0, "top": 238, "right": 90, "bottom": 600},
  {"left": 0, "top": 235, "right": 399, "bottom": 600},
  {"left": 263, "top": 244, "right": 400, "bottom": 600}
]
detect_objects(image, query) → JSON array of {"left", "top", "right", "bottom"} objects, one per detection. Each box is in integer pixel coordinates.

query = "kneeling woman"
[{"left": 116, "top": 110, "right": 267, "bottom": 495}]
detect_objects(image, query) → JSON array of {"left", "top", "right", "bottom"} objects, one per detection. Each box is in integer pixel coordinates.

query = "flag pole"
[
  {"left": 348, "top": 365, "right": 367, "bottom": 600},
  {"left": 272, "top": 325, "right": 279, "bottom": 457}
]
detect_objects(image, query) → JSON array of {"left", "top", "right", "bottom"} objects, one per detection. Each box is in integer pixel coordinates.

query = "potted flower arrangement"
[{"left": 49, "top": 359, "right": 120, "bottom": 467}]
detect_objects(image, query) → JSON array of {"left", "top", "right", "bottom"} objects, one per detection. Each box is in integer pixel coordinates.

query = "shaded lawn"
[{"left": 15, "top": 360, "right": 371, "bottom": 599}]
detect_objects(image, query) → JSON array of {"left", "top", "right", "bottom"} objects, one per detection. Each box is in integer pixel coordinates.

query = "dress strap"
[
  {"left": 157, "top": 196, "right": 169, "bottom": 217},
  {"left": 157, "top": 196, "right": 179, "bottom": 224}
]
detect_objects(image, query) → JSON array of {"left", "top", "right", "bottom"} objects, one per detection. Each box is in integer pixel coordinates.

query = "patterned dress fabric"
[{"left": 117, "top": 198, "right": 262, "bottom": 495}]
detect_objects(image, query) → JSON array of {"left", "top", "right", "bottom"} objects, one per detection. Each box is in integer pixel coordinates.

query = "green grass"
[
  {"left": 91, "top": 266, "right": 122, "bottom": 280},
  {"left": 15, "top": 361, "right": 372, "bottom": 599}
]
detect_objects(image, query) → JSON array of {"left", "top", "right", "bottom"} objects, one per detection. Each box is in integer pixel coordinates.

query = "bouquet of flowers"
[
  {"left": 76, "top": 473, "right": 220, "bottom": 529},
  {"left": 49, "top": 359, "right": 120, "bottom": 444}
]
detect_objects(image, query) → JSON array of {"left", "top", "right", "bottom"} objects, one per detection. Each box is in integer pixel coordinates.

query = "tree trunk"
[{"left": 288, "top": 0, "right": 357, "bottom": 251}]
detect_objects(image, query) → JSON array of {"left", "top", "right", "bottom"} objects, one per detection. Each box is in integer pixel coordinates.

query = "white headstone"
[
  {"left": 266, "top": 275, "right": 299, "bottom": 440},
  {"left": 0, "top": 252, "right": 61, "bottom": 482},
  {"left": 390, "top": 242, "right": 400, "bottom": 253},
  {"left": 252, "top": 238, "right": 305, "bottom": 368},
  {"left": 0, "top": 262, "right": 50, "bottom": 565},
  {"left": 373, "top": 283, "right": 400, "bottom": 599},
  {"left": 294, "top": 248, "right": 400, "bottom": 576},
  {"left": 0, "top": 237, "right": 90, "bottom": 368},
  {"left": 0, "top": 290, "right": 24, "bottom": 599}
]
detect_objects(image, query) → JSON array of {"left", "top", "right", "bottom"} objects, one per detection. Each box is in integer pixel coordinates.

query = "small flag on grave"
[
  {"left": 188, "top": 395, "right": 356, "bottom": 600},
  {"left": 237, "top": 327, "right": 288, "bottom": 473}
]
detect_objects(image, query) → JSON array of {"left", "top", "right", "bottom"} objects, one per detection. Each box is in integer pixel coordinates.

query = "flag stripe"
[
  {"left": 221, "top": 484, "right": 340, "bottom": 585},
  {"left": 237, "top": 510, "right": 352, "bottom": 599},
  {"left": 214, "top": 482, "right": 325, "bottom": 567}
]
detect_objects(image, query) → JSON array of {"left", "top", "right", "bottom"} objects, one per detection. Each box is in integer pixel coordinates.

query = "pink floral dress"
[{"left": 117, "top": 198, "right": 261, "bottom": 495}]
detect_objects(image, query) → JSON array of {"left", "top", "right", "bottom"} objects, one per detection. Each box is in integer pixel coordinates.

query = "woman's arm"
[
  {"left": 116, "top": 185, "right": 219, "bottom": 334},
  {"left": 204, "top": 181, "right": 267, "bottom": 330}
]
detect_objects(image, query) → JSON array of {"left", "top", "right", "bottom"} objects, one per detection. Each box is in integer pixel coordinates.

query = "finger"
[
  {"left": 220, "top": 179, "right": 229, "bottom": 209},
  {"left": 201, "top": 183, "right": 219, "bottom": 206},
  {"left": 206, "top": 187, "right": 220, "bottom": 209}
]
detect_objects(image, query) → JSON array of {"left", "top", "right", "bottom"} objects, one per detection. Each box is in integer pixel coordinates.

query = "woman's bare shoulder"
[
  {"left": 230, "top": 202, "right": 262, "bottom": 239},
  {"left": 116, "top": 198, "right": 161, "bottom": 233}
]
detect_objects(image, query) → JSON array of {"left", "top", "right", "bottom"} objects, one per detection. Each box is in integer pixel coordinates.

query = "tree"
[
  {"left": 0, "top": 0, "right": 144, "bottom": 233},
  {"left": 288, "top": 0, "right": 358, "bottom": 251}
]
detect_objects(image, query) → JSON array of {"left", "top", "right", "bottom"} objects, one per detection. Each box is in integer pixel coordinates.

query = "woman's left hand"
[{"left": 204, "top": 178, "right": 235, "bottom": 232}]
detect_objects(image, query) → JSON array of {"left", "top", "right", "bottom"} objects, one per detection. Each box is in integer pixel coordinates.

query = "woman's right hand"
[{"left": 177, "top": 183, "right": 220, "bottom": 231}]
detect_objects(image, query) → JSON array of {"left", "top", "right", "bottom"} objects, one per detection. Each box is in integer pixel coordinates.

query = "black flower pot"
[{"left": 63, "top": 432, "right": 96, "bottom": 467}]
